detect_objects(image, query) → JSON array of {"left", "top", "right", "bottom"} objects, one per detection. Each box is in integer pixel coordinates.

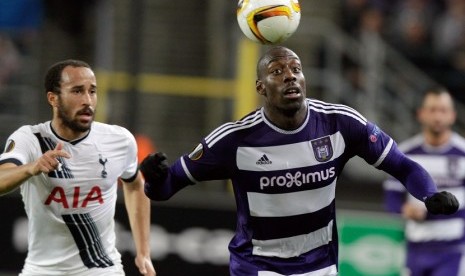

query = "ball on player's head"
[{"left": 237, "top": 0, "right": 301, "bottom": 45}]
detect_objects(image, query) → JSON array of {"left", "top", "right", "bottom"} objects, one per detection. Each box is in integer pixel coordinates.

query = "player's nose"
[{"left": 284, "top": 68, "right": 297, "bottom": 83}]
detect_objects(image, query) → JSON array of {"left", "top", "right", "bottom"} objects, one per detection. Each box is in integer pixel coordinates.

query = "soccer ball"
[{"left": 237, "top": 0, "right": 301, "bottom": 45}]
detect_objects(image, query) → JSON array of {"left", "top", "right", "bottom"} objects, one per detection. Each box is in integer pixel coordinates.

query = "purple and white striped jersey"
[
  {"left": 149, "top": 98, "right": 438, "bottom": 275},
  {"left": 384, "top": 132, "right": 465, "bottom": 251}
]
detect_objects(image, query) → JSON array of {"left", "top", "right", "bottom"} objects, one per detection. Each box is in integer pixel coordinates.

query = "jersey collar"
[
  {"left": 49, "top": 121, "right": 91, "bottom": 145},
  {"left": 261, "top": 105, "right": 310, "bottom": 134}
]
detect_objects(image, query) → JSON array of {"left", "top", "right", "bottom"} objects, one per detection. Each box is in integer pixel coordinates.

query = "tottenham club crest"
[
  {"left": 311, "top": 136, "right": 333, "bottom": 162},
  {"left": 99, "top": 154, "right": 108, "bottom": 178}
]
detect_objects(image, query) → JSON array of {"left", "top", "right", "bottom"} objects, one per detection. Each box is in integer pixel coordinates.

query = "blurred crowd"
[
  {"left": 0, "top": 0, "right": 43, "bottom": 89},
  {"left": 340, "top": 0, "right": 465, "bottom": 103},
  {"left": 0, "top": 0, "right": 463, "bottom": 102}
]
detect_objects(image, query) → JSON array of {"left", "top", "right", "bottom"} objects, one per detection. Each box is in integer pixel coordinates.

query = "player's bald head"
[{"left": 256, "top": 46, "right": 300, "bottom": 79}]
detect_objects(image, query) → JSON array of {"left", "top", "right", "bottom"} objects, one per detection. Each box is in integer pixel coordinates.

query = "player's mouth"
[
  {"left": 283, "top": 87, "right": 301, "bottom": 99},
  {"left": 77, "top": 108, "right": 94, "bottom": 122}
]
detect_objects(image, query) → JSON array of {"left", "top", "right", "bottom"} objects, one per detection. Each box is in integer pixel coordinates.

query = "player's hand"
[
  {"left": 135, "top": 255, "right": 156, "bottom": 276},
  {"left": 401, "top": 202, "right": 427, "bottom": 221},
  {"left": 425, "top": 191, "right": 459, "bottom": 215},
  {"left": 139, "top": 152, "right": 169, "bottom": 184},
  {"left": 30, "top": 142, "right": 71, "bottom": 175}
]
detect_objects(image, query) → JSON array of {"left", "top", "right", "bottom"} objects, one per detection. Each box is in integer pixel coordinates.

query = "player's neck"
[
  {"left": 51, "top": 120, "right": 90, "bottom": 141},
  {"left": 264, "top": 105, "right": 307, "bottom": 130},
  {"left": 423, "top": 130, "right": 452, "bottom": 147}
]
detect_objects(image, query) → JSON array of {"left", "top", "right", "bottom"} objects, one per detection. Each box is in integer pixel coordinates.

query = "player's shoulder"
[
  {"left": 450, "top": 132, "right": 465, "bottom": 152},
  {"left": 91, "top": 122, "right": 132, "bottom": 135},
  {"left": 204, "top": 109, "right": 263, "bottom": 148},
  {"left": 397, "top": 134, "right": 424, "bottom": 152},
  {"left": 307, "top": 98, "right": 367, "bottom": 125},
  {"left": 10, "top": 122, "right": 50, "bottom": 138},
  {"left": 90, "top": 122, "right": 135, "bottom": 143}
]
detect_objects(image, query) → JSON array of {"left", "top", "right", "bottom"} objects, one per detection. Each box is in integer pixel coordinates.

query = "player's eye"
[{"left": 271, "top": 68, "right": 282, "bottom": 75}]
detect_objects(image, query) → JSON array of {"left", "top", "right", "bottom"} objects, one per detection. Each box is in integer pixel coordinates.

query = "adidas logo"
[{"left": 256, "top": 154, "right": 272, "bottom": 165}]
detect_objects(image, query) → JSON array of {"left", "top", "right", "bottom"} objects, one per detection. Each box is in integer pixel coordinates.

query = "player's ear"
[
  {"left": 416, "top": 107, "right": 424, "bottom": 124},
  {"left": 47, "top": 91, "right": 58, "bottom": 107},
  {"left": 256, "top": 80, "right": 266, "bottom": 96}
]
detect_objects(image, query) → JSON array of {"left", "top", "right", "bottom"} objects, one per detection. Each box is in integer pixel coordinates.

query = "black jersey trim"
[
  {"left": 121, "top": 169, "right": 139, "bottom": 183},
  {"left": 63, "top": 213, "right": 114, "bottom": 268},
  {"left": 49, "top": 122, "right": 90, "bottom": 145},
  {"left": 33, "top": 133, "right": 74, "bottom": 179},
  {"left": 0, "top": 158, "right": 22, "bottom": 166}
]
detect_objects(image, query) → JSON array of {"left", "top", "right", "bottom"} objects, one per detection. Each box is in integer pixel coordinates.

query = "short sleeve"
[
  {"left": 352, "top": 121, "right": 395, "bottom": 167},
  {"left": 119, "top": 127, "right": 139, "bottom": 182},
  {"left": 0, "top": 126, "right": 37, "bottom": 166}
]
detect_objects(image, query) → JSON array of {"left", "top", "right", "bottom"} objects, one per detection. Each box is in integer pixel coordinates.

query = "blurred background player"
[
  {"left": 384, "top": 87, "right": 465, "bottom": 276},
  {"left": 0, "top": 60, "right": 155, "bottom": 276},
  {"left": 140, "top": 46, "right": 458, "bottom": 276}
]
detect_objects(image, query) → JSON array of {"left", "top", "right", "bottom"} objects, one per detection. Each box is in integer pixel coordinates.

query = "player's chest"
[
  {"left": 41, "top": 148, "right": 124, "bottom": 209},
  {"left": 238, "top": 131, "right": 346, "bottom": 169},
  {"left": 63, "top": 143, "right": 126, "bottom": 177},
  {"left": 39, "top": 143, "right": 128, "bottom": 195}
]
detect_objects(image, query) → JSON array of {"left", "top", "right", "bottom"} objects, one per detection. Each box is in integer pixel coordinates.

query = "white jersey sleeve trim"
[
  {"left": 373, "top": 138, "right": 393, "bottom": 167},
  {"left": 181, "top": 157, "right": 198, "bottom": 183},
  {"left": 309, "top": 99, "right": 367, "bottom": 125}
]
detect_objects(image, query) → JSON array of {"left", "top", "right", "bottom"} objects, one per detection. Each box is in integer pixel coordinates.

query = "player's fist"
[
  {"left": 425, "top": 191, "right": 459, "bottom": 215},
  {"left": 139, "top": 152, "right": 169, "bottom": 184}
]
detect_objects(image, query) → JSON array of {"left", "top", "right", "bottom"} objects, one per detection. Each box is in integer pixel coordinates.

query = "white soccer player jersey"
[{"left": 0, "top": 121, "right": 139, "bottom": 275}]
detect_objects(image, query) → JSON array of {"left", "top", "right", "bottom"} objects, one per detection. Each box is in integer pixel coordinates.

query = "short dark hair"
[
  {"left": 424, "top": 86, "right": 450, "bottom": 97},
  {"left": 421, "top": 86, "right": 455, "bottom": 109},
  {"left": 44, "top": 59, "right": 91, "bottom": 94}
]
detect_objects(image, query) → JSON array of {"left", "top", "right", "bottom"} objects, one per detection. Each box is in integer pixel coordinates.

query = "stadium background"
[{"left": 0, "top": 0, "right": 464, "bottom": 275}]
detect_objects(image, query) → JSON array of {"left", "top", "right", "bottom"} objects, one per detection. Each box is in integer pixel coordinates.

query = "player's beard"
[
  {"left": 427, "top": 120, "right": 450, "bottom": 137},
  {"left": 275, "top": 99, "right": 306, "bottom": 118},
  {"left": 57, "top": 100, "right": 94, "bottom": 133}
]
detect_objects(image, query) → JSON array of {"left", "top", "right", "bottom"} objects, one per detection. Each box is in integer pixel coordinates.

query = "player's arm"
[
  {"left": 0, "top": 142, "right": 70, "bottom": 195},
  {"left": 378, "top": 144, "right": 458, "bottom": 215},
  {"left": 141, "top": 136, "right": 232, "bottom": 201},
  {"left": 351, "top": 120, "right": 458, "bottom": 215},
  {"left": 121, "top": 171, "right": 156, "bottom": 276},
  {"left": 139, "top": 152, "right": 193, "bottom": 201}
]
